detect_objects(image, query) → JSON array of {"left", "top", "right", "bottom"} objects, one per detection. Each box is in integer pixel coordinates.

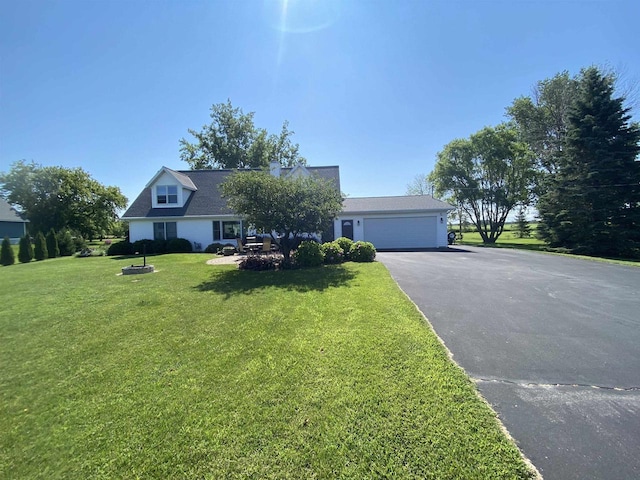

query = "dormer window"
[{"left": 157, "top": 185, "right": 178, "bottom": 205}]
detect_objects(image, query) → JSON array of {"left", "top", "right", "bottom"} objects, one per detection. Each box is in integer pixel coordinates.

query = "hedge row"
[{"left": 107, "top": 238, "right": 194, "bottom": 256}]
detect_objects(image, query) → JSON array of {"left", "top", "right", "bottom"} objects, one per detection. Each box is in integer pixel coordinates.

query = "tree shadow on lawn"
[{"left": 194, "top": 265, "right": 359, "bottom": 298}]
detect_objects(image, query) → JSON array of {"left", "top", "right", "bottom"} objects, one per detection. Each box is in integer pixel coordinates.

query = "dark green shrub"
[
  {"left": 349, "top": 241, "right": 376, "bottom": 262},
  {"left": 321, "top": 241, "right": 344, "bottom": 264},
  {"left": 222, "top": 246, "right": 236, "bottom": 256},
  {"left": 290, "top": 234, "right": 318, "bottom": 251},
  {"left": 57, "top": 229, "right": 75, "bottom": 256},
  {"left": 73, "top": 235, "right": 87, "bottom": 252},
  {"left": 132, "top": 238, "right": 154, "bottom": 255},
  {"left": 34, "top": 231, "right": 48, "bottom": 261},
  {"left": 46, "top": 229, "right": 59, "bottom": 258},
  {"left": 1, "top": 237, "right": 15, "bottom": 266},
  {"left": 335, "top": 237, "right": 354, "bottom": 259},
  {"left": 293, "top": 240, "right": 324, "bottom": 268},
  {"left": 18, "top": 235, "right": 33, "bottom": 263},
  {"left": 167, "top": 237, "right": 193, "bottom": 253},
  {"left": 152, "top": 239, "right": 168, "bottom": 254},
  {"left": 239, "top": 255, "right": 280, "bottom": 271},
  {"left": 205, "top": 242, "right": 225, "bottom": 254},
  {"left": 107, "top": 241, "right": 134, "bottom": 256}
]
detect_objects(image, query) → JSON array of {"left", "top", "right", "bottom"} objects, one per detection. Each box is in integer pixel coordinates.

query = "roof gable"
[
  {"left": 284, "top": 164, "right": 310, "bottom": 179},
  {"left": 145, "top": 167, "right": 197, "bottom": 191}
]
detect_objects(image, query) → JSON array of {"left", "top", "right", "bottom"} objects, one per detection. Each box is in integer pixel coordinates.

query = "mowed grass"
[
  {"left": 1, "top": 255, "right": 535, "bottom": 479},
  {"left": 457, "top": 224, "right": 640, "bottom": 266},
  {"left": 457, "top": 224, "right": 546, "bottom": 251}
]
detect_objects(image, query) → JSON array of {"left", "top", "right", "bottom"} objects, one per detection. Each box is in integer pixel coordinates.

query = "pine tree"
[
  {"left": 18, "top": 235, "right": 33, "bottom": 263},
  {"left": 515, "top": 207, "right": 531, "bottom": 238},
  {"left": 1, "top": 236, "right": 15, "bottom": 266},
  {"left": 537, "top": 67, "right": 640, "bottom": 257},
  {"left": 46, "top": 228, "right": 60, "bottom": 258},
  {"left": 34, "top": 231, "right": 48, "bottom": 260}
]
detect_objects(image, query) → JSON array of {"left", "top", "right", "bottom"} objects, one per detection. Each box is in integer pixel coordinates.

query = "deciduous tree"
[
  {"left": 430, "top": 124, "right": 535, "bottom": 243},
  {"left": 180, "top": 100, "right": 306, "bottom": 169},
  {"left": 507, "top": 71, "right": 578, "bottom": 180},
  {"left": 405, "top": 174, "right": 434, "bottom": 196},
  {"left": 0, "top": 161, "right": 127, "bottom": 240},
  {"left": 221, "top": 171, "right": 343, "bottom": 261}
]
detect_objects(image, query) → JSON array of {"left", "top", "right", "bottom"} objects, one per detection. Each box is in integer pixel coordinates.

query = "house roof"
[
  {"left": 0, "top": 198, "right": 29, "bottom": 223},
  {"left": 123, "top": 166, "right": 341, "bottom": 219},
  {"left": 145, "top": 166, "right": 197, "bottom": 191},
  {"left": 342, "top": 195, "right": 454, "bottom": 214}
]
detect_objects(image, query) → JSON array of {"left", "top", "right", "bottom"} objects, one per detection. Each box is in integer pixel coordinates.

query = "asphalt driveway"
[{"left": 378, "top": 247, "right": 640, "bottom": 480}]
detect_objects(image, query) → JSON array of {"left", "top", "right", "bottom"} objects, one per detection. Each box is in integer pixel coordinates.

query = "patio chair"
[
  {"left": 261, "top": 237, "right": 271, "bottom": 254},
  {"left": 236, "top": 237, "right": 246, "bottom": 255}
]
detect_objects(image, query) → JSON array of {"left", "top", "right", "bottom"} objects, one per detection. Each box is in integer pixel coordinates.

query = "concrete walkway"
[{"left": 378, "top": 247, "right": 640, "bottom": 480}]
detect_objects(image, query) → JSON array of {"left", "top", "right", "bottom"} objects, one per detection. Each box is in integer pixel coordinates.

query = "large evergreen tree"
[{"left": 537, "top": 67, "right": 640, "bottom": 257}]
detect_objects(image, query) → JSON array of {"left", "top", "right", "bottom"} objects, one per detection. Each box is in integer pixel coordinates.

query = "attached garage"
[
  {"left": 335, "top": 196, "right": 453, "bottom": 250},
  {"left": 364, "top": 216, "right": 437, "bottom": 249}
]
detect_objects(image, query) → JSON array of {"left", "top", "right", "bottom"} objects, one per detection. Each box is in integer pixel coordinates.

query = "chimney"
[{"left": 270, "top": 161, "right": 281, "bottom": 177}]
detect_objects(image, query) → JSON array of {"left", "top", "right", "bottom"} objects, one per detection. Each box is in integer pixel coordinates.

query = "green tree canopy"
[
  {"left": 0, "top": 161, "right": 128, "bottom": 239},
  {"left": 536, "top": 67, "right": 640, "bottom": 257},
  {"left": 180, "top": 100, "right": 307, "bottom": 170},
  {"left": 220, "top": 171, "right": 343, "bottom": 261},
  {"left": 429, "top": 124, "right": 535, "bottom": 243},
  {"left": 507, "top": 71, "right": 578, "bottom": 179}
]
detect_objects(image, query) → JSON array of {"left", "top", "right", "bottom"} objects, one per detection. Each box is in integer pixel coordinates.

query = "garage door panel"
[{"left": 364, "top": 216, "right": 436, "bottom": 249}]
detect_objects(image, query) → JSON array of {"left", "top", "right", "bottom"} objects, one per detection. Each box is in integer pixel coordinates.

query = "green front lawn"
[{"left": 1, "top": 255, "right": 535, "bottom": 479}]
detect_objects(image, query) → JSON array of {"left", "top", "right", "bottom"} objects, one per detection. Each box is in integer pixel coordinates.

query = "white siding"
[
  {"left": 334, "top": 211, "right": 450, "bottom": 249},
  {"left": 128, "top": 217, "right": 244, "bottom": 249},
  {"left": 129, "top": 221, "right": 153, "bottom": 242},
  {"left": 150, "top": 172, "right": 190, "bottom": 209}
]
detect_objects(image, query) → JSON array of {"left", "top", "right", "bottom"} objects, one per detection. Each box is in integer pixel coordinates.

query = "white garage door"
[{"left": 363, "top": 216, "right": 437, "bottom": 249}]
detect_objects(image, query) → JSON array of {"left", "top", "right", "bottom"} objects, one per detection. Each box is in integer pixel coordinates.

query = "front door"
[{"left": 341, "top": 220, "right": 354, "bottom": 240}]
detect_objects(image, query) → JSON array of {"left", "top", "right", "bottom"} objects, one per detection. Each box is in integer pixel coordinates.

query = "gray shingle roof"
[
  {"left": 123, "top": 166, "right": 341, "bottom": 219},
  {"left": 0, "top": 198, "right": 28, "bottom": 223},
  {"left": 342, "top": 195, "right": 454, "bottom": 214}
]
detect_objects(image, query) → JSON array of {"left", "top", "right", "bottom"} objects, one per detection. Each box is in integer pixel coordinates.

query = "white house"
[{"left": 122, "top": 163, "right": 453, "bottom": 250}]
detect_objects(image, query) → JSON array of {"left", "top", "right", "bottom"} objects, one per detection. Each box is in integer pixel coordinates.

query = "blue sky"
[{"left": 1, "top": 0, "right": 639, "bottom": 208}]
